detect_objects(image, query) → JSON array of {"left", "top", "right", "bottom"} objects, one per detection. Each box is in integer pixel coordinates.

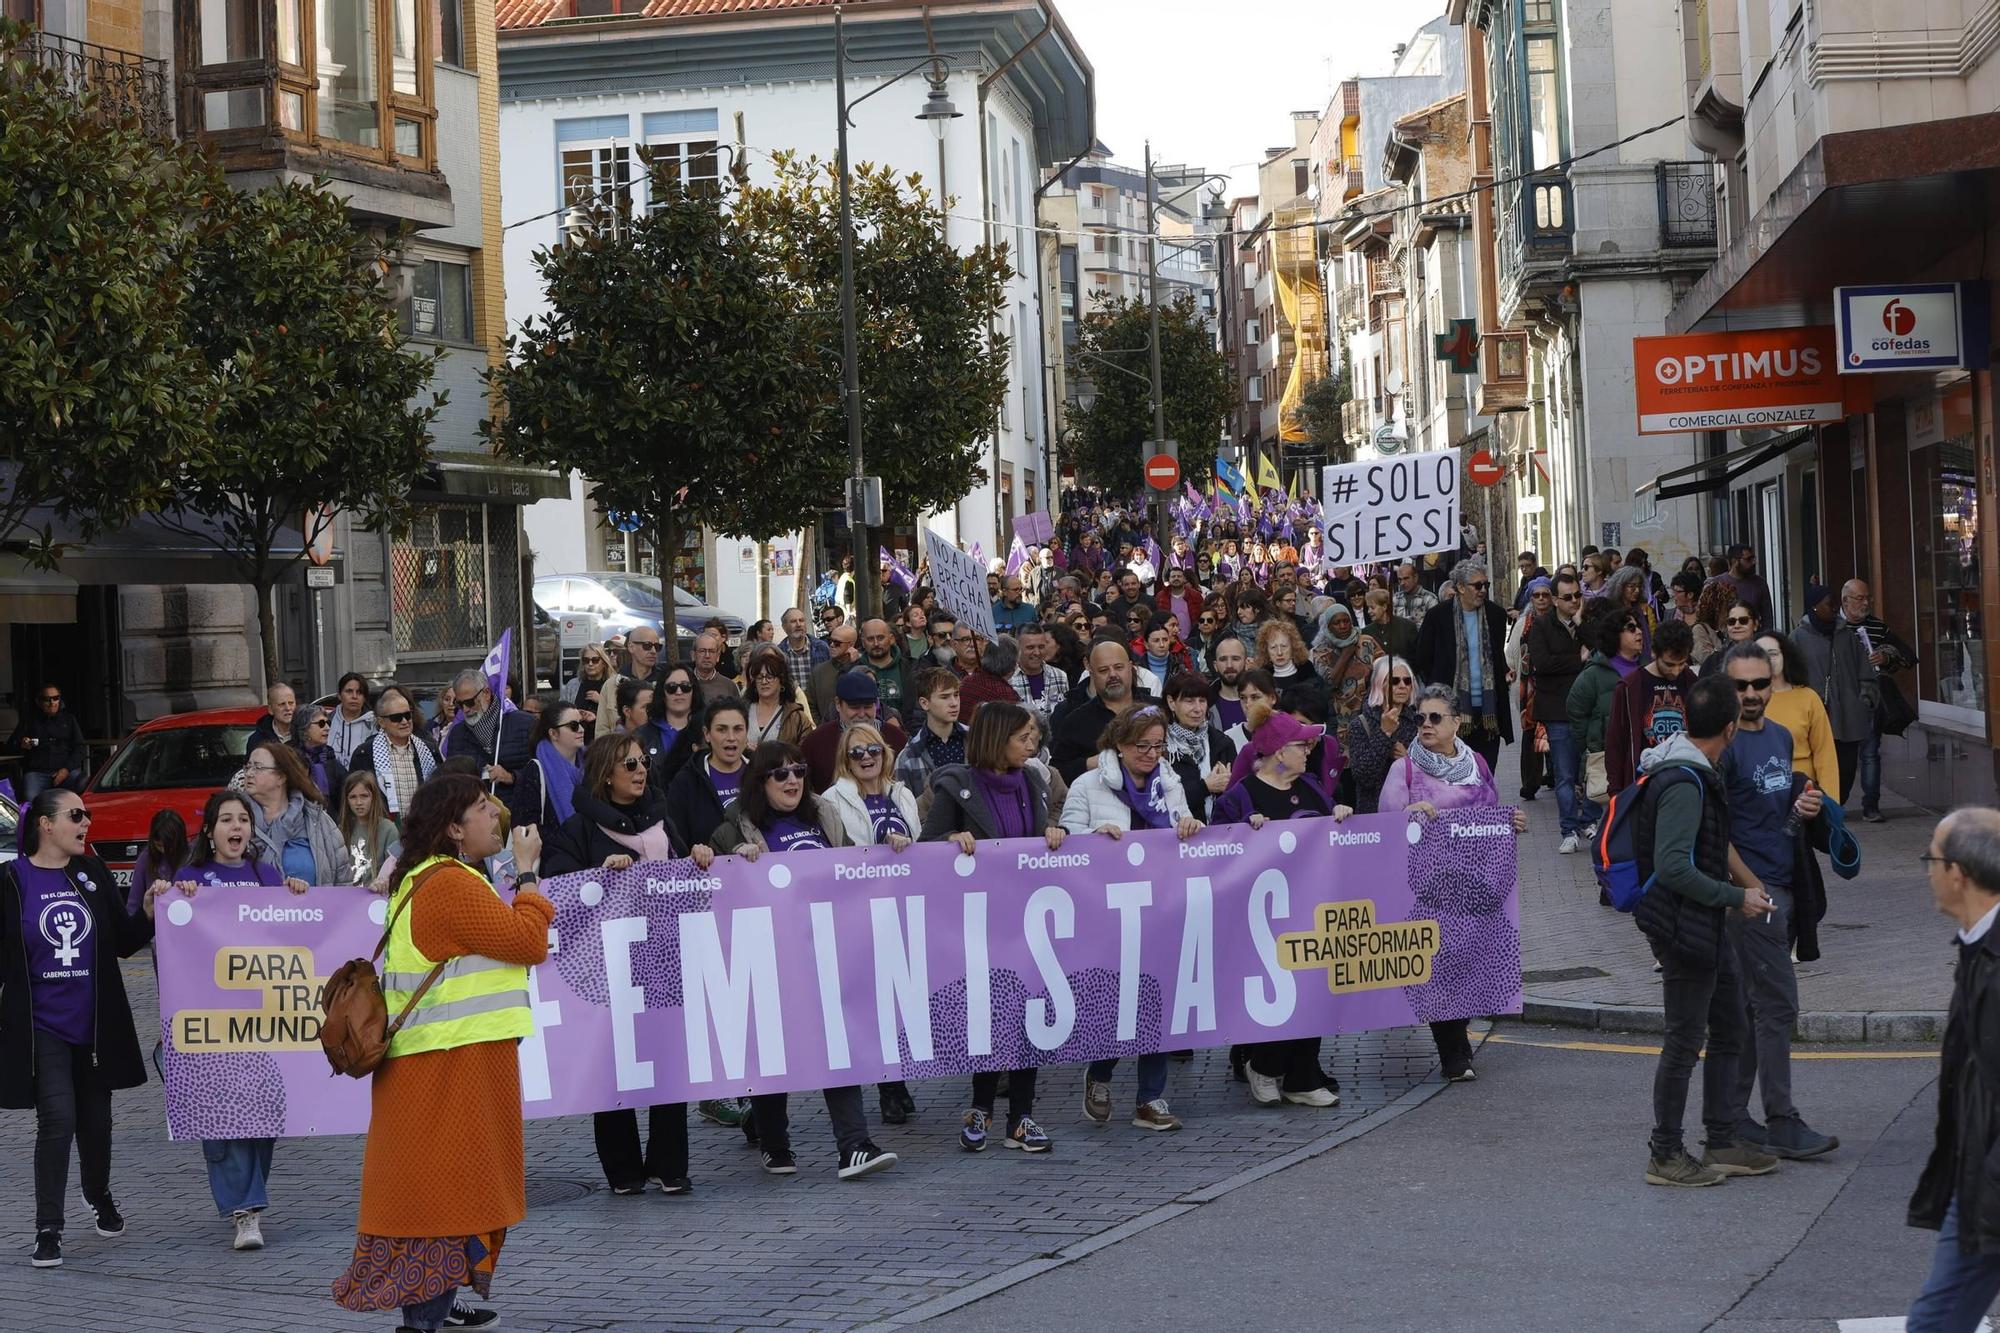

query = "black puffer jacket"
[
  {"left": 0, "top": 856, "right": 154, "bottom": 1109},
  {"left": 541, "top": 789, "right": 688, "bottom": 875}
]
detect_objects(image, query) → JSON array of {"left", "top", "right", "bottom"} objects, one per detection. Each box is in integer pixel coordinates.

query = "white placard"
[
  {"left": 1319, "top": 449, "right": 1461, "bottom": 566},
  {"left": 921, "top": 529, "right": 997, "bottom": 641}
]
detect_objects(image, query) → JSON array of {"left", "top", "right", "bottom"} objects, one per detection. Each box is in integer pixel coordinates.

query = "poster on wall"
[{"left": 770, "top": 545, "right": 795, "bottom": 576}]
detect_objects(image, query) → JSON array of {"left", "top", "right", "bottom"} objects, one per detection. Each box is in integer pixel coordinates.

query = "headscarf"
[{"left": 1312, "top": 606, "right": 1361, "bottom": 656}]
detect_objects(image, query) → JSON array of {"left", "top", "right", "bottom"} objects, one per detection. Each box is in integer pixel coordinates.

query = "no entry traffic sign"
[
  {"left": 1468, "top": 449, "right": 1505, "bottom": 486},
  {"left": 1145, "top": 453, "right": 1180, "bottom": 491}
]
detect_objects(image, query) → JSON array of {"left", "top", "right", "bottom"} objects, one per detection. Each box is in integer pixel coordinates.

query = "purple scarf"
[
  {"left": 1117, "top": 761, "right": 1173, "bottom": 829},
  {"left": 535, "top": 739, "right": 583, "bottom": 824},
  {"left": 973, "top": 767, "right": 1035, "bottom": 839}
]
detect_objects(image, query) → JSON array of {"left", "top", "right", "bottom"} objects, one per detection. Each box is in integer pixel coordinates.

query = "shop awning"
[
  {"left": 1635, "top": 429, "right": 1814, "bottom": 502},
  {"left": 0, "top": 555, "right": 79, "bottom": 624},
  {"left": 424, "top": 455, "right": 570, "bottom": 503}
]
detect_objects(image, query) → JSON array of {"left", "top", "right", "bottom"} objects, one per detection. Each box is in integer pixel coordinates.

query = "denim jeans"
[
  {"left": 1726, "top": 885, "right": 1798, "bottom": 1125},
  {"left": 1543, "top": 721, "right": 1590, "bottom": 838},
  {"left": 1086, "top": 1053, "right": 1168, "bottom": 1105},
  {"left": 34, "top": 1039, "right": 113, "bottom": 1233},
  {"left": 1858, "top": 728, "right": 1883, "bottom": 814},
  {"left": 1907, "top": 1198, "right": 2000, "bottom": 1332},
  {"left": 202, "top": 1137, "right": 273, "bottom": 1216},
  {"left": 1649, "top": 937, "right": 1744, "bottom": 1160},
  {"left": 401, "top": 1287, "right": 458, "bottom": 1331},
  {"left": 18, "top": 769, "right": 83, "bottom": 804}
]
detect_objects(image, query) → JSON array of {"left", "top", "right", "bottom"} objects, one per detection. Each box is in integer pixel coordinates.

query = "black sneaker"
[
  {"left": 608, "top": 1181, "right": 647, "bottom": 1196},
  {"left": 651, "top": 1176, "right": 692, "bottom": 1196},
  {"left": 1762, "top": 1116, "right": 1837, "bottom": 1159},
  {"left": 837, "top": 1143, "right": 898, "bottom": 1180},
  {"left": 30, "top": 1231, "right": 60, "bottom": 1268},
  {"left": 86, "top": 1194, "right": 124, "bottom": 1238},
  {"left": 761, "top": 1149, "right": 798, "bottom": 1175},
  {"left": 443, "top": 1299, "right": 501, "bottom": 1328}
]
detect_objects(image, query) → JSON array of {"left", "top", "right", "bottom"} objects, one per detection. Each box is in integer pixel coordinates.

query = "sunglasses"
[
  {"left": 618, "top": 756, "right": 647, "bottom": 772},
  {"left": 629, "top": 640, "right": 661, "bottom": 651},
  {"left": 378, "top": 710, "right": 413, "bottom": 724},
  {"left": 661, "top": 681, "right": 694, "bottom": 694},
  {"left": 846, "top": 744, "right": 885, "bottom": 760},
  {"left": 1416, "top": 711, "right": 1451, "bottom": 725},
  {"left": 556, "top": 719, "right": 586, "bottom": 732},
  {"left": 57, "top": 807, "right": 91, "bottom": 825},
  {"left": 1733, "top": 677, "right": 1772, "bottom": 692},
  {"left": 309, "top": 718, "right": 330, "bottom": 728},
  {"left": 1391, "top": 675, "right": 1414, "bottom": 686},
  {"left": 1556, "top": 592, "right": 1580, "bottom": 602},
  {"left": 1466, "top": 582, "right": 1490, "bottom": 591},
  {"left": 768, "top": 763, "right": 809, "bottom": 782},
  {"left": 40, "top": 694, "right": 60, "bottom": 703},
  {"left": 1725, "top": 616, "right": 1753, "bottom": 627}
]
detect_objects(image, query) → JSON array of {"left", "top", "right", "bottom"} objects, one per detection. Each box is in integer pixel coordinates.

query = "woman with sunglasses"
[
  {"left": 740, "top": 645, "right": 811, "bottom": 750},
  {"left": 505, "top": 702, "right": 588, "bottom": 836},
  {"left": 1061, "top": 707, "right": 1202, "bottom": 1133},
  {"left": 288, "top": 704, "right": 348, "bottom": 802},
  {"left": 350, "top": 683, "right": 442, "bottom": 821},
  {"left": 243, "top": 740, "right": 352, "bottom": 889},
  {"left": 561, "top": 646, "right": 614, "bottom": 744},
  {"left": 710, "top": 742, "right": 898, "bottom": 1181},
  {"left": 1379, "top": 685, "right": 1528, "bottom": 1083},
  {"left": 1699, "top": 596, "right": 1762, "bottom": 678},
  {"left": 5, "top": 789, "right": 171, "bottom": 1269},
  {"left": 544, "top": 734, "right": 711, "bottom": 1198},
  {"left": 819, "top": 721, "right": 919, "bottom": 851},
  {"left": 1346, "top": 656, "right": 1421, "bottom": 815}
]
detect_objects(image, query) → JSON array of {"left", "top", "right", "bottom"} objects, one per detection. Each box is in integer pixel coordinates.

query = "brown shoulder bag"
[{"left": 320, "top": 862, "right": 453, "bottom": 1078}]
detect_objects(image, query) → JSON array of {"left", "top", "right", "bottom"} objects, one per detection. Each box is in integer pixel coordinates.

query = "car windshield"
[
  {"left": 91, "top": 725, "right": 256, "bottom": 793},
  {"left": 597, "top": 576, "right": 664, "bottom": 612},
  {"left": 0, "top": 796, "right": 15, "bottom": 852}
]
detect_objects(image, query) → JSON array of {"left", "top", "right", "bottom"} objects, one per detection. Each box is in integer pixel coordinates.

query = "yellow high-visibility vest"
[{"left": 380, "top": 855, "right": 533, "bottom": 1058}]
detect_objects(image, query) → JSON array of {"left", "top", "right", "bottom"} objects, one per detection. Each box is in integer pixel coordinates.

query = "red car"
[{"left": 81, "top": 705, "right": 264, "bottom": 890}]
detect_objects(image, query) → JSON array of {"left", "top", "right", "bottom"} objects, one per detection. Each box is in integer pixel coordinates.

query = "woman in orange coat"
[{"left": 332, "top": 773, "right": 552, "bottom": 1332}]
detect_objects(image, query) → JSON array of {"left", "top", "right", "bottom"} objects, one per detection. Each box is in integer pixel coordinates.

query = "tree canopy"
[{"left": 1066, "top": 293, "right": 1233, "bottom": 493}]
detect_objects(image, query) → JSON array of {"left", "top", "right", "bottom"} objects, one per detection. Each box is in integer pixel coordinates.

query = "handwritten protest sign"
[
  {"left": 921, "top": 528, "right": 997, "bottom": 640},
  {"left": 1319, "top": 448, "right": 1461, "bottom": 566}
]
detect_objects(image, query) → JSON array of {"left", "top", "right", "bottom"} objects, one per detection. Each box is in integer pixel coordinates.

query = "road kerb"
[{"left": 1522, "top": 995, "right": 1945, "bottom": 1044}]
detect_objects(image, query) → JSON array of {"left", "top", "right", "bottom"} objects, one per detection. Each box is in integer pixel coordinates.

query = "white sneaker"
[
  {"left": 231, "top": 1210, "right": 264, "bottom": 1251},
  {"left": 1558, "top": 834, "right": 1581, "bottom": 855},
  {"left": 1580, "top": 822, "right": 1599, "bottom": 841},
  {"left": 1282, "top": 1085, "right": 1339, "bottom": 1108},
  {"left": 1245, "top": 1065, "right": 1282, "bottom": 1107}
]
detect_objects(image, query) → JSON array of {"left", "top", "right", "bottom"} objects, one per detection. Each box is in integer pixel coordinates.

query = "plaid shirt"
[
  {"left": 779, "top": 637, "right": 828, "bottom": 697},
  {"left": 1009, "top": 663, "right": 1071, "bottom": 728}
]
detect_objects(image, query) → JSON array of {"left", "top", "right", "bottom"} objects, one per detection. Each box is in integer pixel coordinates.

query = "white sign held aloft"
[
  {"left": 922, "top": 529, "right": 997, "bottom": 641},
  {"left": 1318, "top": 449, "right": 1461, "bottom": 566}
]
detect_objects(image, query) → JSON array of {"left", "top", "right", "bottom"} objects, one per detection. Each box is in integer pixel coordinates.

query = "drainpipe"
[{"left": 979, "top": 5, "right": 1055, "bottom": 553}]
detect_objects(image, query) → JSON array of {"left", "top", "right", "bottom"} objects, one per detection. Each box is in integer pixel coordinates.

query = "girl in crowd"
[
  {"left": 1379, "top": 686, "right": 1528, "bottom": 1083},
  {"left": 164, "top": 789, "right": 306, "bottom": 1250},
  {"left": 243, "top": 740, "right": 352, "bottom": 887},
  {"left": 651, "top": 662, "right": 706, "bottom": 783},
  {"left": 1755, "top": 630, "right": 1840, "bottom": 797},
  {"left": 615, "top": 678, "right": 656, "bottom": 750},
  {"left": 544, "top": 733, "right": 709, "bottom": 1198},
  {"left": 1163, "top": 672, "right": 1237, "bottom": 823},
  {"left": 1223, "top": 668, "right": 1280, "bottom": 751},
  {"left": 349, "top": 683, "right": 442, "bottom": 821},
  {"left": 505, "top": 701, "right": 587, "bottom": 835},
  {"left": 338, "top": 771, "right": 400, "bottom": 890},
  {"left": 1346, "top": 656, "right": 1420, "bottom": 816},
  {"left": 740, "top": 645, "right": 812, "bottom": 749},
  {"left": 561, "top": 646, "right": 613, "bottom": 743},
  {"left": 1568, "top": 605, "right": 1643, "bottom": 815},
  {"left": 919, "top": 703, "right": 1068, "bottom": 1155},
  {"left": 289, "top": 704, "right": 347, "bottom": 802},
  {"left": 128, "top": 807, "right": 189, "bottom": 917},
  {"left": 1213, "top": 707, "right": 1351, "bottom": 1110},
  {"left": 328, "top": 673, "right": 378, "bottom": 766},
  {"left": 709, "top": 742, "right": 898, "bottom": 1181},
  {"left": 664, "top": 698, "right": 750, "bottom": 865},
  {"left": 332, "top": 774, "right": 551, "bottom": 1333},
  {"left": 1061, "top": 707, "right": 1202, "bottom": 1133},
  {"left": 4, "top": 788, "right": 165, "bottom": 1270}
]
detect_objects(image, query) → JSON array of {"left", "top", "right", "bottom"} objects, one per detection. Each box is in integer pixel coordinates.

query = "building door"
[
  {"left": 1908, "top": 377, "right": 1984, "bottom": 726},
  {"left": 1757, "top": 480, "right": 1787, "bottom": 627}
]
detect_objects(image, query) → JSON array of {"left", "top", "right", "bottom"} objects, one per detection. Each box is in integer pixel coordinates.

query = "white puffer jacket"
[
  {"left": 1059, "top": 749, "right": 1193, "bottom": 834},
  {"left": 820, "top": 777, "right": 922, "bottom": 846}
]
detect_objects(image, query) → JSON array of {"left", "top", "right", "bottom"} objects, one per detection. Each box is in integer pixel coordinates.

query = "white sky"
[{"left": 1051, "top": 0, "right": 1453, "bottom": 197}]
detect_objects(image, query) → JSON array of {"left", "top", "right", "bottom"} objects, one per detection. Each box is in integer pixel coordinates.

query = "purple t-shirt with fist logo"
[{"left": 18, "top": 863, "right": 96, "bottom": 1045}]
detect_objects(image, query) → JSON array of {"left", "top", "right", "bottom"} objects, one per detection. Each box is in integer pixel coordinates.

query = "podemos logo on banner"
[{"left": 154, "top": 814, "right": 1522, "bottom": 1139}]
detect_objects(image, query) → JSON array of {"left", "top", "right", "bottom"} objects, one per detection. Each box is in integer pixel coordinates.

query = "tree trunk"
[
  {"left": 658, "top": 499, "right": 682, "bottom": 664},
  {"left": 254, "top": 572, "right": 282, "bottom": 691}
]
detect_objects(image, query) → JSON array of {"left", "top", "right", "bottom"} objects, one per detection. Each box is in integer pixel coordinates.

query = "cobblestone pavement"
[
  {"left": 0, "top": 961, "right": 1449, "bottom": 1332},
  {"left": 1509, "top": 739, "right": 1954, "bottom": 1024}
]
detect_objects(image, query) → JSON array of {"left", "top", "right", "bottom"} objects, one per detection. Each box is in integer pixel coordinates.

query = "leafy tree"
[
  {"left": 489, "top": 172, "right": 841, "bottom": 652},
  {"left": 0, "top": 21, "right": 218, "bottom": 565},
  {"left": 742, "top": 154, "right": 1013, "bottom": 527},
  {"left": 154, "top": 181, "right": 443, "bottom": 686},
  {"left": 1067, "top": 293, "right": 1233, "bottom": 493},
  {"left": 1289, "top": 369, "right": 1351, "bottom": 460}
]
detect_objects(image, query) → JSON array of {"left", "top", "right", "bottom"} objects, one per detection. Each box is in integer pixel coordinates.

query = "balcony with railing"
[
  {"left": 1657, "top": 161, "right": 1719, "bottom": 249},
  {"left": 26, "top": 30, "right": 171, "bottom": 140}
]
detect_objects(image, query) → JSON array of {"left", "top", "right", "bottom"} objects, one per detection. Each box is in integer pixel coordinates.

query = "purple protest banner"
[
  {"left": 1012, "top": 510, "right": 1055, "bottom": 545},
  {"left": 154, "top": 811, "right": 1521, "bottom": 1139}
]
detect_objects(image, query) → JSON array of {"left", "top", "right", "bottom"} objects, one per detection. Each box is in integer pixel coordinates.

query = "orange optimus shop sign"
[{"left": 1632, "top": 327, "right": 1871, "bottom": 435}]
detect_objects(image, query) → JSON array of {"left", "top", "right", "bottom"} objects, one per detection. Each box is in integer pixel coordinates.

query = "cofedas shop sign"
[
  {"left": 1834, "top": 283, "right": 1990, "bottom": 373},
  {"left": 1632, "top": 327, "right": 1872, "bottom": 436}
]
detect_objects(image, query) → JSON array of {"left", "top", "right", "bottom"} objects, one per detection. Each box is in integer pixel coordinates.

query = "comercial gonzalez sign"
[
  {"left": 1834, "top": 283, "right": 1990, "bottom": 373},
  {"left": 1631, "top": 326, "right": 1870, "bottom": 436}
]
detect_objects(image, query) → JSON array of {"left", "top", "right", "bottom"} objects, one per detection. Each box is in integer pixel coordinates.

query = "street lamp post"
[{"left": 831, "top": 3, "right": 958, "bottom": 621}]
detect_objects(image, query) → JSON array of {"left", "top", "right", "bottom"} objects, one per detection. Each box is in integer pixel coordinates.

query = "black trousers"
[
  {"left": 1430, "top": 1020, "right": 1472, "bottom": 1070},
  {"left": 1461, "top": 714, "right": 1504, "bottom": 775},
  {"left": 592, "top": 1104, "right": 687, "bottom": 1188},
  {"left": 971, "top": 1068, "right": 1038, "bottom": 1127},
  {"left": 1245, "top": 1038, "right": 1328, "bottom": 1092},
  {"left": 1649, "top": 939, "right": 1744, "bottom": 1159},
  {"left": 743, "top": 1086, "right": 869, "bottom": 1159},
  {"left": 1834, "top": 739, "right": 1858, "bottom": 806},
  {"left": 35, "top": 1039, "right": 113, "bottom": 1234}
]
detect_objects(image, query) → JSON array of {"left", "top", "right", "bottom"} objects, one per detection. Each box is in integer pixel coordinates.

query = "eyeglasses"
[
  {"left": 378, "top": 710, "right": 413, "bottom": 724},
  {"left": 556, "top": 719, "right": 586, "bottom": 732},
  {"left": 244, "top": 762, "right": 279, "bottom": 774},
  {"left": 1126, "top": 740, "right": 1167, "bottom": 754},
  {"left": 768, "top": 763, "right": 810, "bottom": 782},
  {"left": 846, "top": 744, "right": 885, "bottom": 760},
  {"left": 618, "top": 756, "right": 647, "bottom": 772},
  {"left": 1919, "top": 853, "right": 1953, "bottom": 868},
  {"left": 661, "top": 681, "right": 694, "bottom": 694},
  {"left": 39, "top": 694, "right": 60, "bottom": 703},
  {"left": 1416, "top": 711, "right": 1451, "bottom": 725},
  {"left": 1733, "top": 677, "right": 1772, "bottom": 692}
]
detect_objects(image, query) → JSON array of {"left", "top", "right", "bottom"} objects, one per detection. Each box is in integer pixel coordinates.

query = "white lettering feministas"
[
  {"left": 962, "top": 892, "right": 992, "bottom": 1059},
  {"left": 602, "top": 917, "right": 654, "bottom": 1092},
  {"left": 1170, "top": 875, "right": 1215, "bottom": 1035},
  {"left": 808, "top": 902, "right": 851, "bottom": 1071},
  {"left": 1024, "top": 885, "right": 1076, "bottom": 1050},
  {"left": 1105, "top": 880, "right": 1151, "bottom": 1041},
  {"left": 680, "top": 907, "right": 786, "bottom": 1083},
  {"left": 1244, "top": 869, "right": 1296, "bottom": 1026},
  {"left": 870, "top": 897, "right": 933, "bottom": 1064}
]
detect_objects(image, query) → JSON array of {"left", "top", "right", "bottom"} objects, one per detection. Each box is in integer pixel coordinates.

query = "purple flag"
[
  {"left": 481, "top": 628, "right": 515, "bottom": 708},
  {"left": 879, "top": 546, "right": 916, "bottom": 594},
  {"left": 1005, "top": 535, "right": 1027, "bottom": 577}
]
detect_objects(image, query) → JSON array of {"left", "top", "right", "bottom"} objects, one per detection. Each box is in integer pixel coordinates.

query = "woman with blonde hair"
[{"left": 820, "top": 721, "right": 920, "bottom": 850}]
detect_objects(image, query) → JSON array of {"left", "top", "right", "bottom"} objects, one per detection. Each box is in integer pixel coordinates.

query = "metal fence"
[
  {"left": 27, "top": 30, "right": 171, "bottom": 141},
  {"left": 1657, "top": 161, "right": 1719, "bottom": 249},
  {"left": 390, "top": 502, "right": 519, "bottom": 661}
]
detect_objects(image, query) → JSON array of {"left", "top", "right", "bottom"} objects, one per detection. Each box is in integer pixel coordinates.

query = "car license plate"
[{"left": 111, "top": 869, "right": 133, "bottom": 889}]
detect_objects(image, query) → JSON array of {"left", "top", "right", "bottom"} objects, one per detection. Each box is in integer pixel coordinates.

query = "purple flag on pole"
[
  {"left": 1005, "top": 535, "right": 1027, "bottom": 577},
  {"left": 970, "top": 542, "right": 985, "bottom": 566},
  {"left": 879, "top": 546, "right": 916, "bottom": 594},
  {"left": 481, "top": 628, "right": 516, "bottom": 712}
]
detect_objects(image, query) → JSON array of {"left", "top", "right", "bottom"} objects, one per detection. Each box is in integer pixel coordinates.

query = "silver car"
[{"left": 533, "top": 572, "right": 746, "bottom": 646}]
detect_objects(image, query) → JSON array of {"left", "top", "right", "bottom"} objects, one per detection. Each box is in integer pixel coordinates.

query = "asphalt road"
[{"left": 914, "top": 1025, "right": 1960, "bottom": 1333}]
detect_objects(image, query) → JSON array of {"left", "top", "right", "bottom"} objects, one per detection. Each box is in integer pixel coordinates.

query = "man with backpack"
[{"left": 1629, "top": 673, "right": 1779, "bottom": 1187}]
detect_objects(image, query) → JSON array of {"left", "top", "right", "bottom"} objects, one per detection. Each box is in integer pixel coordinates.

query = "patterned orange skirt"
[{"left": 332, "top": 1229, "right": 506, "bottom": 1313}]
